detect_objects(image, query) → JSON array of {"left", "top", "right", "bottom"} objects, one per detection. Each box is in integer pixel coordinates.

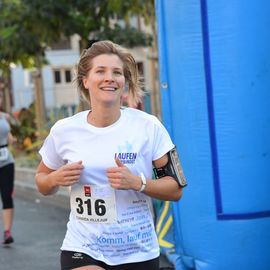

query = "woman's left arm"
[
  {"left": 143, "top": 154, "right": 183, "bottom": 201},
  {"left": 5, "top": 113, "right": 16, "bottom": 145},
  {"left": 7, "top": 132, "right": 16, "bottom": 145}
]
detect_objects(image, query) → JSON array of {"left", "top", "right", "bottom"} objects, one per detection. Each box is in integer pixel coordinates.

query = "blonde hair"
[{"left": 76, "top": 40, "right": 144, "bottom": 107}]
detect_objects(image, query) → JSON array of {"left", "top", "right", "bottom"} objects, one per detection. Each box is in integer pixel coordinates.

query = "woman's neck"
[{"left": 87, "top": 106, "right": 121, "bottom": 127}]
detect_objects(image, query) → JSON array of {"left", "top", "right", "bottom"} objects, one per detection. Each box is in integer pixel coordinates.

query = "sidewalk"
[
  {"left": 14, "top": 166, "right": 174, "bottom": 269},
  {"left": 15, "top": 166, "right": 70, "bottom": 209}
]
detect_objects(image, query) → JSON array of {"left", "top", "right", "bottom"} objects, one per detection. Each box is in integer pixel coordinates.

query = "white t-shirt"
[{"left": 39, "top": 107, "right": 174, "bottom": 265}]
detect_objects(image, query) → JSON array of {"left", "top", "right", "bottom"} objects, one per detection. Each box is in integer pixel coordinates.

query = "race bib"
[
  {"left": 0, "top": 147, "right": 8, "bottom": 161},
  {"left": 70, "top": 184, "right": 117, "bottom": 224}
]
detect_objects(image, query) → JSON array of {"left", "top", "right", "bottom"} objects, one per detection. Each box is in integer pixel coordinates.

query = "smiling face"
[{"left": 82, "top": 54, "right": 125, "bottom": 108}]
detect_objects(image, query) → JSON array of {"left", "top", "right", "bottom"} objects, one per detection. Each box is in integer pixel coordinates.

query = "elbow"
[
  {"left": 35, "top": 181, "right": 49, "bottom": 196},
  {"left": 168, "top": 177, "right": 184, "bottom": 201},
  {"left": 37, "top": 186, "right": 51, "bottom": 196},
  {"left": 171, "top": 188, "right": 183, "bottom": 201},
  {"left": 35, "top": 175, "right": 44, "bottom": 195},
  {"left": 35, "top": 174, "right": 54, "bottom": 196},
  {"left": 36, "top": 185, "right": 57, "bottom": 196}
]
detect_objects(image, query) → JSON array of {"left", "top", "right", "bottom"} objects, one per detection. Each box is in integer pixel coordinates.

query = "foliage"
[
  {"left": 107, "top": 0, "right": 154, "bottom": 21},
  {"left": 0, "top": 0, "right": 45, "bottom": 70},
  {"left": 10, "top": 103, "right": 49, "bottom": 167},
  {"left": 0, "top": 0, "right": 155, "bottom": 68},
  {"left": 61, "top": 0, "right": 155, "bottom": 49},
  {"left": 96, "top": 25, "right": 152, "bottom": 47},
  {"left": 11, "top": 104, "right": 37, "bottom": 147},
  {"left": 13, "top": 149, "right": 41, "bottom": 168}
]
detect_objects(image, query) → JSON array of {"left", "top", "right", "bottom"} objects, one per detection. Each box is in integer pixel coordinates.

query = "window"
[
  {"left": 54, "top": 70, "right": 61, "bottom": 83},
  {"left": 53, "top": 69, "right": 72, "bottom": 84},
  {"left": 65, "top": 70, "right": 72, "bottom": 83}
]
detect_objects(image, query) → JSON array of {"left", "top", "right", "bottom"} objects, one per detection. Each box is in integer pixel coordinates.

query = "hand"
[
  {"left": 50, "top": 161, "right": 84, "bottom": 187},
  {"left": 8, "top": 133, "right": 17, "bottom": 145},
  {"left": 106, "top": 158, "right": 141, "bottom": 191}
]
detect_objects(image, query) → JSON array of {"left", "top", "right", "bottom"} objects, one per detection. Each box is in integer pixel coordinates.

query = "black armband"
[
  {"left": 0, "top": 144, "right": 8, "bottom": 148},
  {"left": 153, "top": 147, "right": 187, "bottom": 188}
]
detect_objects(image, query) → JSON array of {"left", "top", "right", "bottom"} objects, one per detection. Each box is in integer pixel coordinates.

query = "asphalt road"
[
  {"left": 0, "top": 195, "right": 174, "bottom": 270},
  {"left": 0, "top": 196, "right": 69, "bottom": 270}
]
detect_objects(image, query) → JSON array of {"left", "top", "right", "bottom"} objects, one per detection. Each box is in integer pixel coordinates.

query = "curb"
[{"left": 15, "top": 167, "right": 70, "bottom": 210}]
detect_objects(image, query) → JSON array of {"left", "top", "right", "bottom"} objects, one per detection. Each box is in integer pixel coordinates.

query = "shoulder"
[
  {"left": 50, "top": 110, "right": 88, "bottom": 134},
  {"left": 122, "top": 107, "right": 162, "bottom": 126},
  {"left": 0, "top": 112, "right": 10, "bottom": 122}
]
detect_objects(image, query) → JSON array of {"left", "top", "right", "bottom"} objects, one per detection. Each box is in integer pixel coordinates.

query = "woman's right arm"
[{"left": 35, "top": 160, "right": 84, "bottom": 196}]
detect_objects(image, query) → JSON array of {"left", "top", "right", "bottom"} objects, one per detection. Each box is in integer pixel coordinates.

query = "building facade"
[{"left": 10, "top": 34, "right": 156, "bottom": 119}]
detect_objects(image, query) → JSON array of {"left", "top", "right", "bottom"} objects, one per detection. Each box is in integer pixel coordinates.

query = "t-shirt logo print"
[
  {"left": 114, "top": 141, "right": 137, "bottom": 165},
  {"left": 84, "top": 185, "right": 91, "bottom": 197}
]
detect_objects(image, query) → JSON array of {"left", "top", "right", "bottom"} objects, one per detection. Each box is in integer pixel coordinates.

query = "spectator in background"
[{"left": 0, "top": 91, "right": 16, "bottom": 245}]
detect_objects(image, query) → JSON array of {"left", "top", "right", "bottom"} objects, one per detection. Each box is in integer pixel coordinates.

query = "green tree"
[
  {"left": 65, "top": 0, "right": 153, "bottom": 50},
  {"left": 0, "top": 0, "right": 155, "bottom": 119},
  {"left": 0, "top": 0, "right": 72, "bottom": 129}
]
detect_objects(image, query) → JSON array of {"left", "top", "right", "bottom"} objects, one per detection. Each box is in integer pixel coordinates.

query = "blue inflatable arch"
[{"left": 155, "top": 1, "right": 270, "bottom": 269}]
